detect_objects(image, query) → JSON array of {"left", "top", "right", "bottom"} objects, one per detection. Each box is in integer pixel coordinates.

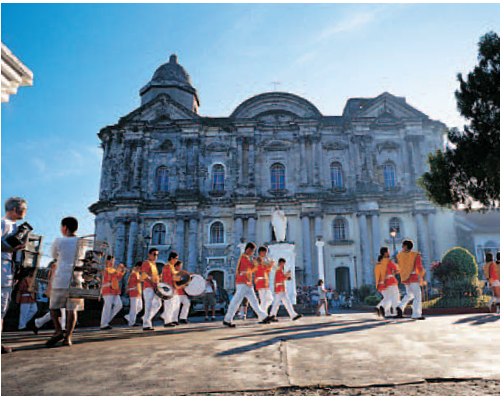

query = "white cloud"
[{"left": 316, "top": 11, "right": 376, "bottom": 42}]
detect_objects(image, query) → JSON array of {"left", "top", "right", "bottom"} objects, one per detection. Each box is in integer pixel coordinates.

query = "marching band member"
[
  {"left": 161, "top": 251, "right": 179, "bottom": 327},
  {"left": 17, "top": 268, "right": 37, "bottom": 330},
  {"left": 374, "top": 247, "right": 400, "bottom": 318},
  {"left": 484, "top": 252, "right": 500, "bottom": 313},
  {"left": 124, "top": 261, "right": 143, "bottom": 327},
  {"left": 254, "top": 246, "right": 274, "bottom": 314},
  {"left": 141, "top": 248, "right": 162, "bottom": 331},
  {"left": 100, "top": 255, "right": 126, "bottom": 330},
  {"left": 223, "top": 242, "right": 272, "bottom": 327},
  {"left": 269, "top": 258, "right": 302, "bottom": 322},
  {"left": 396, "top": 239, "right": 426, "bottom": 320},
  {"left": 168, "top": 261, "right": 191, "bottom": 325}
]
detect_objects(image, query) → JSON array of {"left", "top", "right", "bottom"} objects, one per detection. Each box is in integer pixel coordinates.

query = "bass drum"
[
  {"left": 183, "top": 274, "right": 206, "bottom": 297},
  {"left": 155, "top": 282, "right": 174, "bottom": 300}
]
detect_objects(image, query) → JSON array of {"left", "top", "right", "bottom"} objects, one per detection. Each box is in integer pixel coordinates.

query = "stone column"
[
  {"left": 315, "top": 240, "right": 325, "bottom": 282},
  {"left": 175, "top": 218, "right": 185, "bottom": 261},
  {"left": 187, "top": 218, "right": 198, "bottom": 273},
  {"left": 234, "top": 216, "right": 244, "bottom": 258},
  {"left": 248, "top": 140, "right": 255, "bottom": 186},
  {"left": 302, "top": 214, "right": 313, "bottom": 286},
  {"left": 300, "top": 138, "right": 308, "bottom": 185},
  {"left": 237, "top": 138, "right": 244, "bottom": 185},
  {"left": 371, "top": 212, "right": 381, "bottom": 266},
  {"left": 312, "top": 138, "right": 320, "bottom": 185},
  {"left": 357, "top": 213, "right": 371, "bottom": 285},
  {"left": 192, "top": 139, "right": 200, "bottom": 189},
  {"left": 414, "top": 211, "right": 430, "bottom": 282},
  {"left": 247, "top": 216, "right": 257, "bottom": 243},
  {"left": 315, "top": 215, "right": 323, "bottom": 238},
  {"left": 132, "top": 145, "right": 143, "bottom": 190},
  {"left": 126, "top": 220, "right": 138, "bottom": 268},
  {"left": 114, "top": 219, "right": 127, "bottom": 264}
]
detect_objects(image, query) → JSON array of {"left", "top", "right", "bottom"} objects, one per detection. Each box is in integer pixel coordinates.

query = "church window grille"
[
  {"left": 152, "top": 223, "right": 166, "bottom": 245},
  {"left": 156, "top": 167, "right": 169, "bottom": 192},
  {"left": 212, "top": 164, "right": 225, "bottom": 190},
  {"left": 210, "top": 222, "right": 224, "bottom": 244},
  {"left": 389, "top": 218, "right": 401, "bottom": 238},
  {"left": 334, "top": 219, "right": 347, "bottom": 241},
  {"left": 383, "top": 164, "right": 396, "bottom": 187},
  {"left": 330, "top": 162, "right": 344, "bottom": 188},
  {"left": 271, "top": 163, "right": 285, "bottom": 190}
]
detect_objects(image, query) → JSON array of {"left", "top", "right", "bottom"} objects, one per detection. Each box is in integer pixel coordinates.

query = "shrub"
[
  {"left": 359, "top": 284, "right": 376, "bottom": 302},
  {"left": 364, "top": 295, "right": 381, "bottom": 306},
  {"left": 440, "top": 247, "right": 477, "bottom": 281}
]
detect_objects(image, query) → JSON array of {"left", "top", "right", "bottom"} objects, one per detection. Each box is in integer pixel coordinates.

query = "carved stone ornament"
[
  {"left": 263, "top": 139, "right": 293, "bottom": 151},
  {"left": 323, "top": 141, "right": 348, "bottom": 151},
  {"left": 158, "top": 139, "right": 176, "bottom": 152},
  {"left": 204, "top": 141, "right": 231, "bottom": 152},
  {"left": 377, "top": 140, "right": 400, "bottom": 152}
]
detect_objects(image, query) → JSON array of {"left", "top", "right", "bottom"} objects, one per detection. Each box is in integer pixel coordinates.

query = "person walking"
[
  {"left": 315, "top": 279, "right": 331, "bottom": 316},
  {"left": 124, "top": 261, "right": 143, "bottom": 327},
  {"left": 204, "top": 273, "right": 217, "bottom": 321},
  {"left": 269, "top": 258, "right": 302, "bottom": 322},
  {"left": 100, "top": 255, "right": 126, "bottom": 330},
  {"left": 16, "top": 268, "right": 37, "bottom": 330},
  {"left": 141, "top": 248, "right": 162, "bottom": 331}
]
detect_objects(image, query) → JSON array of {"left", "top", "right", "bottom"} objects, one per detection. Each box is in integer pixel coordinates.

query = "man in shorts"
[{"left": 46, "top": 217, "right": 84, "bottom": 347}]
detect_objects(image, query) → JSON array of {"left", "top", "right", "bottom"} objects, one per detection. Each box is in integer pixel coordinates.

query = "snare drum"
[
  {"left": 183, "top": 274, "right": 206, "bottom": 297},
  {"left": 174, "top": 270, "right": 191, "bottom": 288},
  {"left": 155, "top": 282, "right": 174, "bottom": 300}
]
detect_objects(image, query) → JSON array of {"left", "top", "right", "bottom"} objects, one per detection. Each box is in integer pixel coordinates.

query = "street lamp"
[{"left": 390, "top": 228, "right": 397, "bottom": 257}]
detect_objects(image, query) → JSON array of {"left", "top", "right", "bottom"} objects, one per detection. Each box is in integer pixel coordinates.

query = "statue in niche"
[{"left": 271, "top": 205, "right": 287, "bottom": 242}]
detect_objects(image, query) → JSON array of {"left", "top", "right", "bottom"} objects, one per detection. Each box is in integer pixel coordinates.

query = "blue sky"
[{"left": 1, "top": 3, "right": 500, "bottom": 263}]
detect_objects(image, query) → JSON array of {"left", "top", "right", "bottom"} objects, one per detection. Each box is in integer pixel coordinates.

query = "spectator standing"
[
  {"left": 315, "top": 279, "right": 331, "bottom": 316},
  {"left": 204, "top": 273, "right": 217, "bottom": 321},
  {"left": 1, "top": 197, "right": 28, "bottom": 353}
]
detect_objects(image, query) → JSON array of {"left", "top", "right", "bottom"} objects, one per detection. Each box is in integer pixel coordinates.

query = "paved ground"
[{"left": 1, "top": 311, "right": 499, "bottom": 396}]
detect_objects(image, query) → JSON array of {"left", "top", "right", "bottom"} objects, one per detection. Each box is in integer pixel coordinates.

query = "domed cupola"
[{"left": 140, "top": 54, "right": 200, "bottom": 113}]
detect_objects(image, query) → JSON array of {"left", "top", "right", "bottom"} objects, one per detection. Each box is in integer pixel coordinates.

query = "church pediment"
[
  {"left": 263, "top": 139, "right": 293, "bottom": 151},
  {"left": 323, "top": 141, "right": 348, "bottom": 151},
  {"left": 256, "top": 110, "right": 296, "bottom": 125},
  {"left": 231, "top": 92, "right": 322, "bottom": 120},
  {"left": 356, "top": 92, "right": 429, "bottom": 121}
]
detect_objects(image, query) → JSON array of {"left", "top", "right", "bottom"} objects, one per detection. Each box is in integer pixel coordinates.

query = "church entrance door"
[
  {"left": 209, "top": 270, "right": 224, "bottom": 289},
  {"left": 335, "top": 267, "right": 351, "bottom": 294}
]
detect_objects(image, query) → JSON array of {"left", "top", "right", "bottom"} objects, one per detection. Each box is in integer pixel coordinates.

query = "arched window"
[
  {"left": 330, "top": 162, "right": 344, "bottom": 188},
  {"left": 156, "top": 167, "right": 169, "bottom": 192},
  {"left": 152, "top": 223, "right": 166, "bottom": 245},
  {"left": 212, "top": 164, "right": 225, "bottom": 190},
  {"left": 383, "top": 163, "right": 396, "bottom": 187},
  {"left": 389, "top": 218, "right": 401, "bottom": 238},
  {"left": 210, "top": 221, "right": 224, "bottom": 244},
  {"left": 271, "top": 163, "right": 285, "bottom": 190},
  {"left": 333, "top": 219, "right": 347, "bottom": 241}
]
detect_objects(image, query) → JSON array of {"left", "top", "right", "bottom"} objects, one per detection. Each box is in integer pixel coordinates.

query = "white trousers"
[
  {"left": 170, "top": 295, "right": 190, "bottom": 322},
  {"left": 100, "top": 294, "right": 123, "bottom": 328},
  {"left": 125, "top": 296, "right": 143, "bottom": 326},
  {"left": 162, "top": 296, "right": 175, "bottom": 324},
  {"left": 35, "top": 309, "right": 66, "bottom": 330},
  {"left": 143, "top": 288, "right": 162, "bottom": 328},
  {"left": 270, "top": 292, "right": 298, "bottom": 319},
  {"left": 224, "top": 284, "right": 268, "bottom": 323},
  {"left": 258, "top": 289, "right": 274, "bottom": 313},
  {"left": 377, "top": 285, "right": 400, "bottom": 316},
  {"left": 398, "top": 283, "right": 422, "bottom": 318},
  {"left": 19, "top": 303, "right": 37, "bottom": 329}
]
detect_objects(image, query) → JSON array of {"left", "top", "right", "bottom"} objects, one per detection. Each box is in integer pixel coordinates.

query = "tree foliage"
[{"left": 419, "top": 32, "right": 500, "bottom": 211}]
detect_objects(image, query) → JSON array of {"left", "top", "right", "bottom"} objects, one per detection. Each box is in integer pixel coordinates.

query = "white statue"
[{"left": 271, "top": 205, "right": 287, "bottom": 242}]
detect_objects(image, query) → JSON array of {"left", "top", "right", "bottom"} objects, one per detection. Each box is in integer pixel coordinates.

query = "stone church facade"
[{"left": 89, "top": 54, "right": 458, "bottom": 292}]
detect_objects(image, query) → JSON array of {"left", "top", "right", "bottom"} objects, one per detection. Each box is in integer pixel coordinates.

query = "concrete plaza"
[{"left": 1, "top": 311, "right": 499, "bottom": 395}]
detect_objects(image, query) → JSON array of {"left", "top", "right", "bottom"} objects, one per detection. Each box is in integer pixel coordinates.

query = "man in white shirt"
[
  {"left": 46, "top": 217, "right": 84, "bottom": 348},
  {"left": 204, "top": 273, "right": 217, "bottom": 321},
  {"left": 1, "top": 197, "right": 28, "bottom": 354}
]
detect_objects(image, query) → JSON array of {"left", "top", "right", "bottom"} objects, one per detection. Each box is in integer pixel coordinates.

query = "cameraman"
[{"left": 1, "top": 197, "right": 28, "bottom": 354}]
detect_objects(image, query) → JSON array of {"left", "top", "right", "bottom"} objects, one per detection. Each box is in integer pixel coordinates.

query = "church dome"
[{"left": 150, "top": 54, "right": 193, "bottom": 89}]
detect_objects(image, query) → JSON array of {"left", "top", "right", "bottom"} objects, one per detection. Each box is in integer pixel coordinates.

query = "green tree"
[{"left": 419, "top": 32, "right": 500, "bottom": 211}]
